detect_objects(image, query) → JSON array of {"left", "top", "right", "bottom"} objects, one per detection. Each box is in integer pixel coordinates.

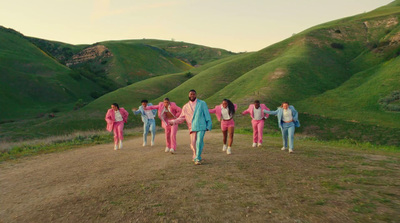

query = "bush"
[
  {"left": 73, "top": 99, "right": 87, "bottom": 110},
  {"left": 185, "top": 72, "right": 194, "bottom": 78},
  {"left": 379, "top": 91, "right": 400, "bottom": 111},
  {"left": 330, "top": 43, "right": 344, "bottom": 49}
]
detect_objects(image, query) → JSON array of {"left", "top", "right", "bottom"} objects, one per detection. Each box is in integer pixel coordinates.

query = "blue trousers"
[
  {"left": 281, "top": 122, "right": 295, "bottom": 149},
  {"left": 195, "top": 130, "right": 206, "bottom": 162},
  {"left": 143, "top": 119, "right": 156, "bottom": 144}
]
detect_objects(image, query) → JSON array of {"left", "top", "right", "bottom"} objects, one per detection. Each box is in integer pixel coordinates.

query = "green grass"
[{"left": 0, "top": 27, "right": 104, "bottom": 121}]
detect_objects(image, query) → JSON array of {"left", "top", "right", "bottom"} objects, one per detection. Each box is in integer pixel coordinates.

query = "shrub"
[
  {"left": 330, "top": 43, "right": 344, "bottom": 49},
  {"left": 73, "top": 99, "right": 87, "bottom": 110},
  {"left": 185, "top": 72, "right": 194, "bottom": 78},
  {"left": 379, "top": 91, "right": 400, "bottom": 111}
]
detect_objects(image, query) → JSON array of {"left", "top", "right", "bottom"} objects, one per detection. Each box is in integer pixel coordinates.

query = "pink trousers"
[
  {"left": 113, "top": 121, "right": 124, "bottom": 144},
  {"left": 164, "top": 124, "right": 178, "bottom": 150},
  {"left": 251, "top": 119, "right": 264, "bottom": 143}
]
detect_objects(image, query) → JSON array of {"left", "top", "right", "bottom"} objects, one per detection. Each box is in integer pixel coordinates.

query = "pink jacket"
[
  {"left": 242, "top": 104, "right": 270, "bottom": 120},
  {"left": 209, "top": 104, "right": 238, "bottom": 121},
  {"left": 145, "top": 102, "right": 182, "bottom": 128},
  {"left": 105, "top": 108, "right": 129, "bottom": 132}
]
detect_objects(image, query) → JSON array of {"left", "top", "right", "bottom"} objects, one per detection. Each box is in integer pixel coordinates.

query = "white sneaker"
[
  {"left": 222, "top": 144, "right": 227, "bottom": 151},
  {"left": 281, "top": 147, "right": 287, "bottom": 151},
  {"left": 252, "top": 143, "right": 257, "bottom": 147},
  {"left": 165, "top": 147, "right": 169, "bottom": 152},
  {"left": 170, "top": 148, "right": 175, "bottom": 154},
  {"left": 114, "top": 144, "right": 118, "bottom": 150},
  {"left": 143, "top": 142, "right": 147, "bottom": 147},
  {"left": 119, "top": 140, "right": 123, "bottom": 149},
  {"left": 151, "top": 141, "right": 155, "bottom": 146},
  {"left": 289, "top": 149, "right": 294, "bottom": 154},
  {"left": 227, "top": 147, "right": 232, "bottom": 155},
  {"left": 257, "top": 143, "right": 262, "bottom": 147}
]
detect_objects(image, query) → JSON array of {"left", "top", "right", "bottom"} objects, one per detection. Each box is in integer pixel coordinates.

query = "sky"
[{"left": 0, "top": 0, "right": 394, "bottom": 52}]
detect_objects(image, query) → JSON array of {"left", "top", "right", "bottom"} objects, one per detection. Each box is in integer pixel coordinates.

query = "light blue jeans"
[
  {"left": 281, "top": 122, "right": 295, "bottom": 150},
  {"left": 143, "top": 119, "right": 156, "bottom": 144},
  {"left": 195, "top": 130, "right": 206, "bottom": 162}
]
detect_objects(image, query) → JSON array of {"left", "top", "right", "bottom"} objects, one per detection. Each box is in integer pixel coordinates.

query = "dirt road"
[{"left": 1, "top": 130, "right": 399, "bottom": 222}]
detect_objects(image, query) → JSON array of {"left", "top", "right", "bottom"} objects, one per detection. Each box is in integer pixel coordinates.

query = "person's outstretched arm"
[{"left": 264, "top": 109, "right": 278, "bottom": 116}]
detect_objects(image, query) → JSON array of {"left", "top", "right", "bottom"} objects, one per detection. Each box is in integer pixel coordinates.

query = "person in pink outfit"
[
  {"left": 242, "top": 100, "right": 270, "bottom": 147},
  {"left": 169, "top": 89, "right": 212, "bottom": 165},
  {"left": 105, "top": 103, "right": 129, "bottom": 150},
  {"left": 144, "top": 98, "right": 182, "bottom": 154},
  {"left": 209, "top": 99, "right": 237, "bottom": 155}
]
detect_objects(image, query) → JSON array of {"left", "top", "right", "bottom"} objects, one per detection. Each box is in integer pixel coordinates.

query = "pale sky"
[{"left": 0, "top": 0, "right": 393, "bottom": 52}]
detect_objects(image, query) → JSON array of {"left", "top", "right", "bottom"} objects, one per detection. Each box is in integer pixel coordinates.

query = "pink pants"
[
  {"left": 252, "top": 119, "right": 264, "bottom": 143},
  {"left": 113, "top": 121, "right": 124, "bottom": 144},
  {"left": 164, "top": 124, "right": 178, "bottom": 150}
]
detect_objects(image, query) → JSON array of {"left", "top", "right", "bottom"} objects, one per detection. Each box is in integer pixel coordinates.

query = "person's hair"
[
  {"left": 163, "top": 97, "right": 170, "bottom": 101},
  {"left": 112, "top": 103, "right": 119, "bottom": 110},
  {"left": 141, "top": 99, "right": 148, "bottom": 103},
  {"left": 254, "top": 100, "right": 260, "bottom": 104},
  {"left": 281, "top": 102, "right": 289, "bottom": 107},
  {"left": 189, "top": 89, "right": 196, "bottom": 93},
  {"left": 223, "top": 99, "right": 235, "bottom": 116}
]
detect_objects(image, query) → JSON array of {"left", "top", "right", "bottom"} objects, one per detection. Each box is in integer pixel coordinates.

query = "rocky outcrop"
[{"left": 66, "top": 45, "right": 113, "bottom": 67}]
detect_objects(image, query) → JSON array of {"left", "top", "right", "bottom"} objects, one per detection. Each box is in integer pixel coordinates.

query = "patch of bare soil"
[{"left": 1, "top": 130, "right": 399, "bottom": 222}]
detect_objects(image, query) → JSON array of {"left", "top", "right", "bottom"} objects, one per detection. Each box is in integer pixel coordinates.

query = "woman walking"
[
  {"left": 264, "top": 102, "right": 300, "bottom": 153},
  {"left": 105, "top": 103, "right": 129, "bottom": 150},
  {"left": 144, "top": 98, "right": 182, "bottom": 154},
  {"left": 209, "top": 99, "right": 237, "bottom": 154}
]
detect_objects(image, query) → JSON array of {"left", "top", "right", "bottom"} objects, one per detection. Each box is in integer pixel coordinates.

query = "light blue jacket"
[
  {"left": 191, "top": 99, "right": 212, "bottom": 132},
  {"left": 133, "top": 103, "right": 157, "bottom": 124},
  {"left": 264, "top": 105, "right": 300, "bottom": 129}
]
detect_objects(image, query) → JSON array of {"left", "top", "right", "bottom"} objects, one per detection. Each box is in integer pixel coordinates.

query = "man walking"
[
  {"left": 169, "top": 90, "right": 212, "bottom": 165},
  {"left": 132, "top": 99, "right": 157, "bottom": 146}
]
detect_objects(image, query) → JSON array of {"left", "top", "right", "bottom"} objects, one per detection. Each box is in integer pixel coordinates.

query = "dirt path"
[{"left": 1, "top": 130, "right": 399, "bottom": 222}]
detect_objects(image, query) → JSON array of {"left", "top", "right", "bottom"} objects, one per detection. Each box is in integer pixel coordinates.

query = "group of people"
[{"left": 105, "top": 89, "right": 300, "bottom": 165}]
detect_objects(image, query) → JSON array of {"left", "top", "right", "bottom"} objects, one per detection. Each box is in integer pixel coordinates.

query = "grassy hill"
[
  {"left": 95, "top": 1, "right": 400, "bottom": 145},
  {"left": 0, "top": 26, "right": 104, "bottom": 121},
  {"left": 1, "top": 1, "right": 400, "bottom": 146}
]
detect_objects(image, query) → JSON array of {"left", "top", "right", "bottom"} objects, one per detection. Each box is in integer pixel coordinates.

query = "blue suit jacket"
[
  {"left": 191, "top": 99, "right": 212, "bottom": 132},
  {"left": 264, "top": 105, "right": 300, "bottom": 129},
  {"left": 133, "top": 103, "right": 157, "bottom": 124}
]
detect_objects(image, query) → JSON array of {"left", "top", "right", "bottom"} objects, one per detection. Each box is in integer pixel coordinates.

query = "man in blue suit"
[
  {"left": 170, "top": 90, "right": 212, "bottom": 165},
  {"left": 132, "top": 100, "right": 157, "bottom": 146}
]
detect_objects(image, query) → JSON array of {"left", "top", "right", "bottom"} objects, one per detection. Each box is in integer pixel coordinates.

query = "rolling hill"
[
  {"left": 0, "top": 27, "right": 236, "bottom": 122},
  {"left": 0, "top": 26, "right": 104, "bottom": 121},
  {"left": 1, "top": 1, "right": 399, "bottom": 146}
]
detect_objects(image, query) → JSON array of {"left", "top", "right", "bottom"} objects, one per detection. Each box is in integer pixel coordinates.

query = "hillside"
[
  {"left": 86, "top": 1, "right": 400, "bottom": 145},
  {"left": 0, "top": 26, "right": 104, "bottom": 121},
  {"left": 1, "top": 1, "right": 400, "bottom": 146}
]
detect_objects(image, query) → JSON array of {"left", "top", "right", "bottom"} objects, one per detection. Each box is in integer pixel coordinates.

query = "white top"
[
  {"left": 253, "top": 107, "right": 263, "bottom": 120},
  {"left": 282, "top": 108, "right": 293, "bottom": 122},
  {"left": 144, "top": 109, "right": 155, "bottom": 119},
  {"left": 114, "top": 110, "right": 123, "bottom": 122},
  {"left": 221, "top": 106, "right": 231, "bottom": 120}
]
